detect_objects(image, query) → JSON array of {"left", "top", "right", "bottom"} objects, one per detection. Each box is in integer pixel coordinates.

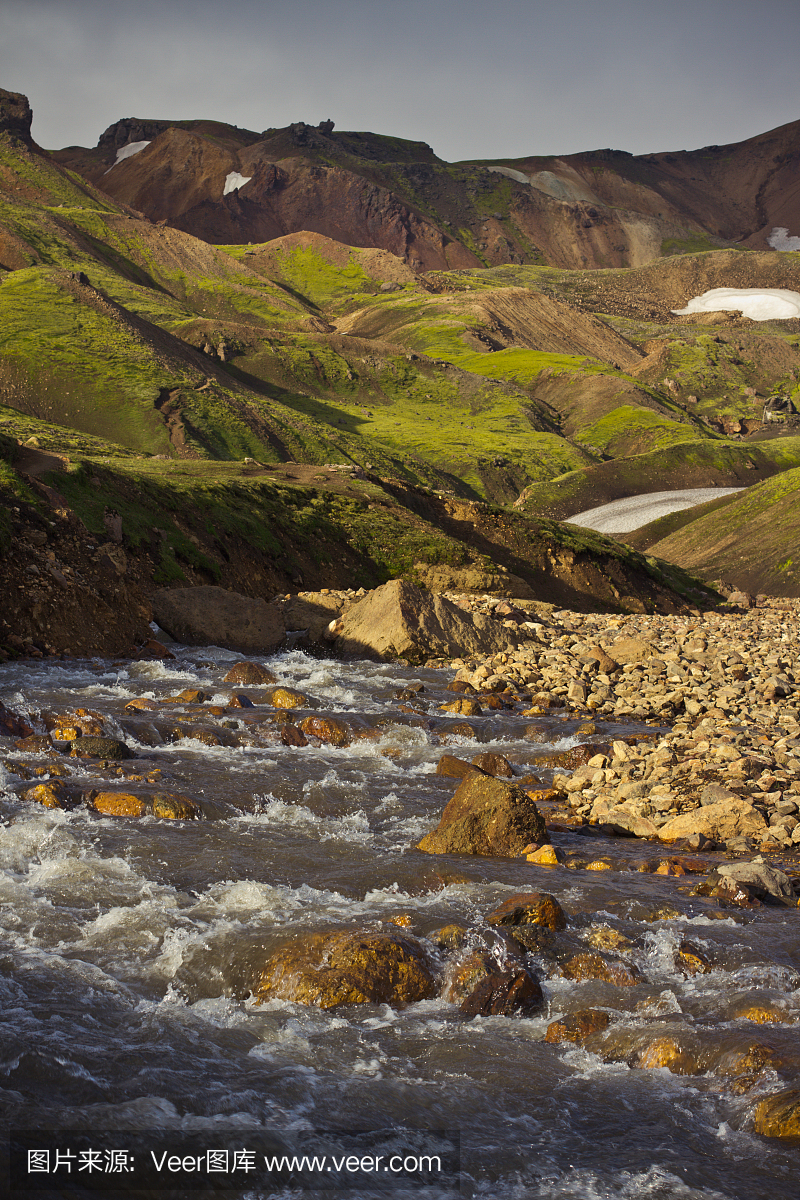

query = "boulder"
[
  {"left": 545, "top": 1009, "right": 610, "bottom": 1045},
  {"left": 753, "top": 1088, "right": 800, "bottom": 1138},
  {"left": 715, "top": 859, "right": 795, "bottom": 905},
  {"left": 21, "top": 781, "right": 73, "bottom": 810},
  {"left": 69, "top": 736, "right": 133, "bottom": 760},
  {"left": 223, "top": 661, "right": 278, "bottom": 685},
  {"left": 152, "top": 587, "right": 284, "bottom": 653},
  {"left": 658, "top": 798, "right": 767, "bottom": 844},
  {"left": 561, "top": 953, "right": 640, "bottom": 986},
  {"left": 487, "top": 892, "right": 567, "bottom": 931},
  {"left": 0, "top": 701, "right": 33, "bottom": 738},
  {"left": 417, "top": 775, "right": 548, "bottom": 857},
  {"left": 254, "top": 929, "right": 435, "bottom": 1008},
  {"left": 336, "top": 579, "right": 513, "bottom": 664},
  {"left": 459, "top": 963, "right": 543, "bottom": 1017},
  {"left": 299, "top": 715, "right": 351, "bottom": 747}
]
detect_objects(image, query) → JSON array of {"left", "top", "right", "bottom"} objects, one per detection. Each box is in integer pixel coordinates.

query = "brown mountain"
[{"left": 51, "top": 114, "right": 800, "bottom": 271}]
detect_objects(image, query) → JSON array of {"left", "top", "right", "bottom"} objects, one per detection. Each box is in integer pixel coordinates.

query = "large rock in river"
[
  {"left": 254, "top": 928, "right": 435, "bottom": 1008},
  {"left": 152, "top": 587, "right": 284, "bottom": 653},
  {"left": 417, "top": 774, "right": 548, "bottom": 856},
  {"left": 336, "top": 579, "right": 513, "bottom": 664}
]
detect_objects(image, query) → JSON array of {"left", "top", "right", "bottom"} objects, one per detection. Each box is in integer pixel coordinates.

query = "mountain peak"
[{"left": 0, "top": 88, "right": 33, "bottom": 145}]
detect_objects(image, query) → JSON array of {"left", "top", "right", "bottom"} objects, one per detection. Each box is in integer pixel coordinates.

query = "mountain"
[
  {"left": 2, "top": 87, "right": 800, "bottom": 657},
  {"left": 53, "top": 114, "right": 800, "bottom": 271}
]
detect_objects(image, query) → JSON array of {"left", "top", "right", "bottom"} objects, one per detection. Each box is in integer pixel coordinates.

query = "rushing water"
[{"left": 0, "top": 647, "right": 798, "bottom": 1199}]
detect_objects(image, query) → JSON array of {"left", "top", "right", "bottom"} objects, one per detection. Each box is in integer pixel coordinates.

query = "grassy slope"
[{"left": 636, "top": 467, "right": 800, "bottom": 595}]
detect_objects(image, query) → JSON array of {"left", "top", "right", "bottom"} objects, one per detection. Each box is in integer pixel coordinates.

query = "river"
[{"left": 0, "top": 646, "right": 798, "bottom": 1199}]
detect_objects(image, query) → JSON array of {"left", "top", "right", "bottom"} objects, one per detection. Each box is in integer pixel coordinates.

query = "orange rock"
[
  {"left": 92, "top": 792, "right": 148, "bottom": 817},
  {"left": 561, "top": 953, "right": 640, "bottom": 986},
  {"left": 268, "top": 687, "right": 309, "bottom": 710},
  {"left": 526, "top": 845, "right": 563, "bottom": 866},
  {"left": 471, "top": 752, "right": 513, "bottom": 777},
  {"left": 439, "top": 698, "right": 483, "bottom": 716},
  {"left": 545, "top": 1009, "right": 610, "bottom": 1045},
  {"left": 152, "top": 793, "right": 199, "bottom": 819},
  {"left": 52, "top": 725, "right": 82, "bottom": 742},
  {"left": 736, "top": 1004, "right": 792, "bottom": 1025},
  {"left": 165, "top": 688, "right": 210, "bottom": 704},
  {"left": 280, "top": 723, "right": 309, "bottom": 747},
  {"left": 435, "top": 754, "right": 481, "bottom": 780},
  {"left": 299, "top": 715, "right": 351, "bottom": 747},
  {"left": 22, "top": 781, "right": 72, "bottom": 810},
  {"left": 675, "top": 941, "right": 712, "bottom": 975},
  {"left": 124, "top": 698, "right": 159, "bottom": 712},
  {"left": 585, "top": 860, "right": 613, "bottom": 871},
  {"left": 655, "top": 860, "right": 686, "bottom": 876},
  {"left": 487, "top": 892, "right": 567, "bottom": 931},
  {"left": 255, "top": 929, "right": 435, "bottom": 1008},
  {"left": 753, "top": 1088, "right": 800, "bottom": 1138},
  {"left": 584, "top": 926, "right": 634, "bottom": 954},
  {"left": 224, "top": 662, "right": 278, "bottom": 685},
  {"left": 636, "top": 1036, "right": 695, "bottom": 1074}
]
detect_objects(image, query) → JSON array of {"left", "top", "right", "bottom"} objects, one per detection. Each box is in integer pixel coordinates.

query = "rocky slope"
[{"left": 53, "top": 113, "right": 800, "bottom": 272}]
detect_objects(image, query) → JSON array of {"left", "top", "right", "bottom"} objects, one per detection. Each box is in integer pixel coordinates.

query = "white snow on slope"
[
  {"left": 224, "top": 171, "right": 252, "bottom": 196},
  {"left": 105, "top": 141, "right": 150, "bottom": 173},
  {"left": 566, "top": 488, "right": 744, "bottom": 534},
  {"left": 672, "top": 287, "right": 800, "bottom": 321},
  {"left": 767, "top": 227, "right": 800, "bottom": 252}
]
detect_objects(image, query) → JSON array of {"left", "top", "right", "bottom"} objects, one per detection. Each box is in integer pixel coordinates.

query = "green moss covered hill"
[{"left": 1, "top": 86, "right": 799, "bottom": 657}]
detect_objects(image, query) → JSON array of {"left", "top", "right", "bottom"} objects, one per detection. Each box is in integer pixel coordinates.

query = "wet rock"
[
  {"left": 471, "top": 752, "right": 513, "bottom": 777},
  {"left": 716, "top": 859, "right": 795, "bottom": 905},
  {"left": 91, "top": 792, "right": 148, "bottom": 817},
  {"left": 254, "top": 929, "right": 436, "bottom": 1008},
  {"left": 417, "top": 775, "right": 548, "bottom": 857},
  {"left": 487, "top": 892, "right": 567, "bottom": 931},
  {"left": 280, "top": 723, "right": 309, "bottom": 747},
  {"left": 752, "top": 1088, "right": 800, "bottom": 1138},
  {"left": 561, "top": 953, "right": 641, "bottom": 986},
  {"left": 299, "top": 715, "right": 352, "bottom": 747},
  {"left": 439, "top": 697, "right": 483, "bottom": 716},
  {"left": 459, "top": 962, "right": 543, "bottom": 1017},
  {"left": 336, "top": 579, "right": 514, "bottom": 665},
  {"left": 223, "top": 661, "right": 278, "bottom": 686},
  {"left": 525, "top": 844, "right": 564, "bottom": 865},
  {"left": 124, "top": 698, "right": 159, "bottom": 713},
  {"left": 152, "top": 793, "right": 200, "bottom": 819},
  {"left": 545, "top": 1009, "right": 610, "bottom": 1045},
  {"left": 435, "top": 754, "right": 482, "bottom": 780},
  {"left": 430, "top": 923, "right": 468, "bottom": 950},
  {"left": 167, "top": 688, "right": 211, "bottom": 704},
  {"left": 152, "top": 586, "right": 285, "bottom": 654},
  {"left": 0, "top": 702, "right": 34, "bottom": 738},
  {"left": 635, "top": 1036, "right": 697, "bottom": 1074},
  {"left": 69, "top": 736, "right": 133, "bottom": 760},
  {"left": 658, "top": 798, "right": 767, "bottom": 844},
  {"left": 584, "top": 926, "right": 634, "bottom": 954},
  {"left": 267, "top": 687, "right": 310, "bottom": 710},
  {"left": 14, "top": 735, "right": 53, "bottom": 752},
  {"left": 21, "top": 781, "right": 73, "bottom": 810},
  {"left": 675, "top": 941, "right": 713, "bottom": 975}
]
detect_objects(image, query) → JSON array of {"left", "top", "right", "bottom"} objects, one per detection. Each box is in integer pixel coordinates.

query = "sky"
[{"left": 2, "top": 0, "right": 799, "bottom": 161}]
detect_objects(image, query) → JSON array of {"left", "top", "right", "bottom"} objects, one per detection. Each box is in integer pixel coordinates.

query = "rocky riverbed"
[{"left": 0, "top": 591, "right": 799, "bottom": 1197}]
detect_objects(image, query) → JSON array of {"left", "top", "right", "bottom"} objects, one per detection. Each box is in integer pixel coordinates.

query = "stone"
[
  {"left": 299, "top": 715, "right": 352, "bottom": 747},
  {"left": 69, "top": 736, "right": 133, "bottom": 760},
  {"left": 636, "top": 1036, "right": 696, "bottom": 1074},
  {"left": 715, "top": 860, "right": 795, "bottom": 905},
  {"left": 675, "top": 941, "right": 713, "bottom": 974},
  {"left": 545, "top": 1009, "right": 610, "bottom": 1045},
  {"left": 92, "top": 792, "right": 148, "bottom": 817},
  {"left": 471, "top": 752, "right": 513, "bottom": 778},
  {"left": 152, "top": 587, "right": 284, "bottom": 654},
  {"left": 607, "top": 636, "right": 656, "bottom": 664},
  {"left": 658, "top": 797, "right": 767, "bottom": 844},
  {"left": 0, "top": 702, "right": 34, "bottom": 738},
  {"left": 223, "top": 661, "right": 278, "bottom": 685},
  {"left": 280, "top": 723, "right": 308, "bottom": 747},
  {"left": 417, "top": 775, "right": 548, "bottom": 857},
  {"left": 435, "top": 754, "right": 482, "bottom": 780},
  {"left": 487, "top": 892, "right": 567, "bottom": 931},
  {"left": 254, "top": 929, "right": 436, "bottom": 1008},
  {"left": 22, "top": 781, "right": 72, "bottom": 810},
  {"left": 561, "top": 953, "right": 640, "bottom": 986},
  {"left": 752, "top": 1088, "right": 800, "bottom": 1138},
  {"left": 336, "top": 579, "right": 513, "bottom": 664},
  {"left": 268, "top": 687, "right": 309, "bottom": 710},
  {"left": 152, "top": 793, "right": 200, "bottom": 819},
  {"left": 526, "top": 844, "right": 564, "bottom": 865},
  {"left": 459, "top": 963, "right": 543, "bottom": 1017}
]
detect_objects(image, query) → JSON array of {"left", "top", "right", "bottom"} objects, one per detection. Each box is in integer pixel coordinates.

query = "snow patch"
[
  {"left": 566, "top": 487, "right": 744, "bottom": 534},
  {"left": 223, "top": 171, "right": 252, "bottom": 196},
  {"left": 767, "top": 226, "right": 800, "bottom": 252},
  {"left": 105, "top": 141, "right": 150, "bottom": 173},
  {"left": 672, "top": 287, "right": 800, "bottom": 322}
]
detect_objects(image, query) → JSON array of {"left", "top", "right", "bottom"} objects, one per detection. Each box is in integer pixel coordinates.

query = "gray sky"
[{"left": 3, "top": 0, "right": 799, "bottom": 160}]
